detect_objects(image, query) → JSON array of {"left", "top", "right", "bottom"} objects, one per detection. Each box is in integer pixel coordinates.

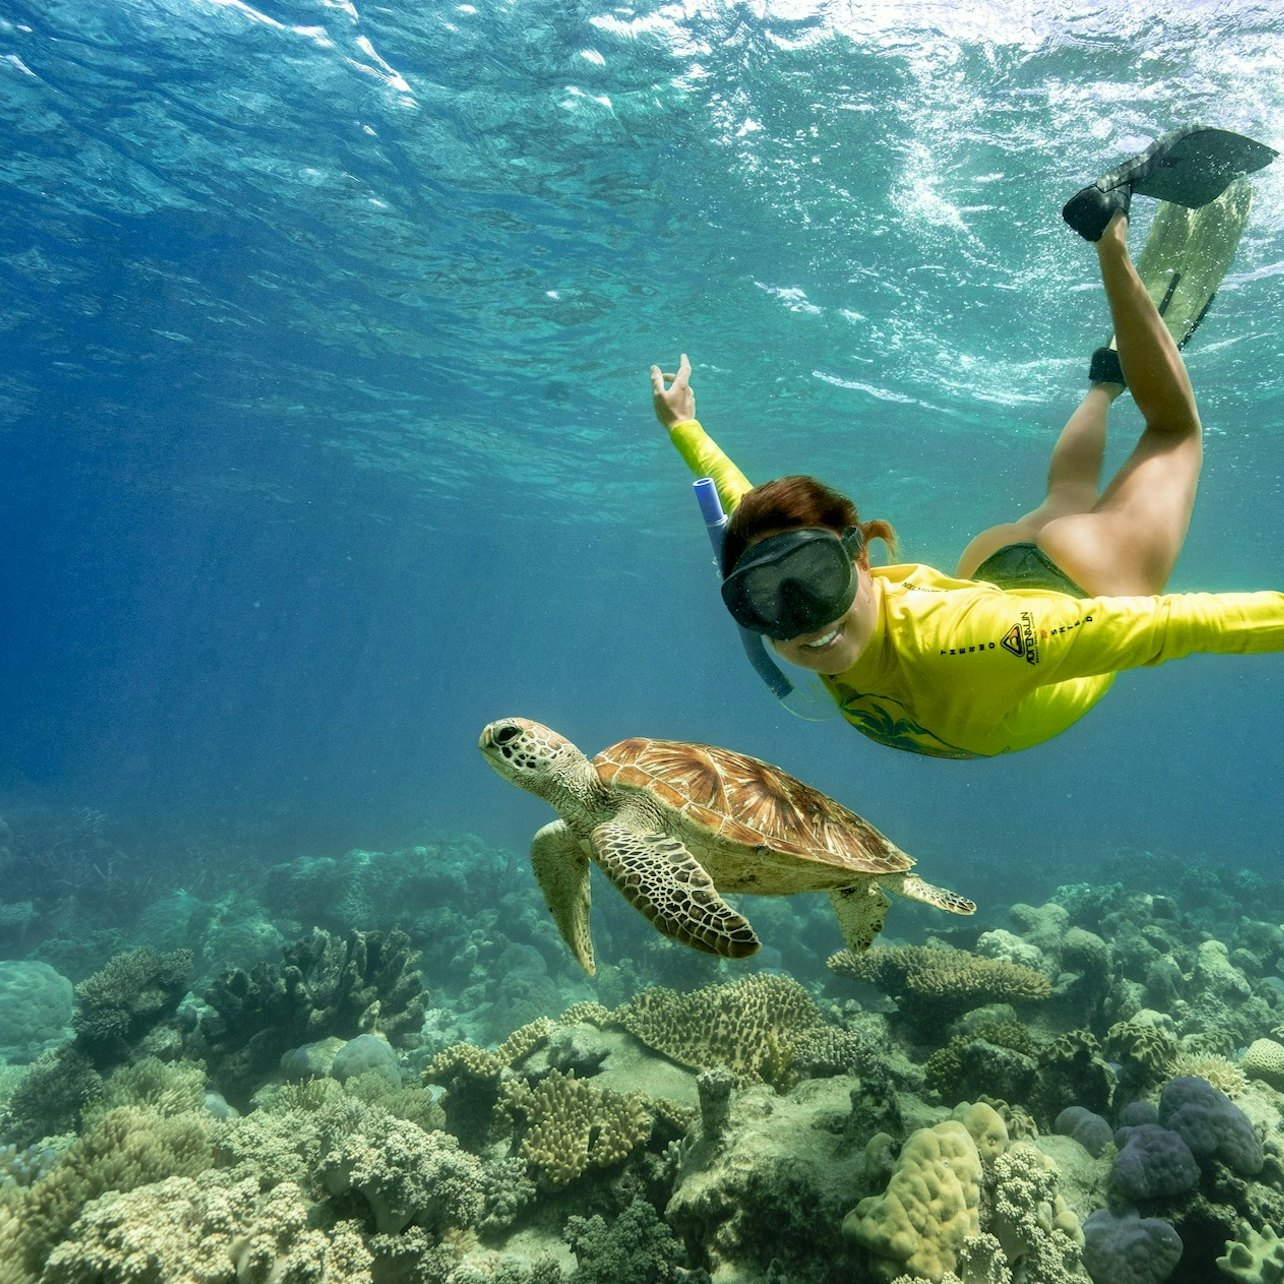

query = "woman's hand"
[{"left": 649, "top": 352, "right": 695, "bottom": 427}]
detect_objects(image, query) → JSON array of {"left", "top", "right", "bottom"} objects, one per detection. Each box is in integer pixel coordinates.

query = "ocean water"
[{"left": 1, "top": 3, "right": 1284, "bottom": 1278}]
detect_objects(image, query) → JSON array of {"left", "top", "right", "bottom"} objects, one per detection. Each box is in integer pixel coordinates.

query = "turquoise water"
[
  {"left": 2, "top": 1, "right": 1283, "bottom": 891},
  {"left": 2, "top": 5, "right": 1284, "bottom": 1279}
]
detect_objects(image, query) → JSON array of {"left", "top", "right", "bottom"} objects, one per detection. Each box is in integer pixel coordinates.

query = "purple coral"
[
  {"left": 1054, "top": 1105, "right": 1113, "bottom": 1157},
  {"left": 1158, "top": 1075, "right": 1263, "bottom": 1175},
  {"left": 1083, "top": 1208, "right": 1182, "bottom": 1284},
  {"left": 1110, "top": 1123, "right": 1200, "bottom": 1201}
]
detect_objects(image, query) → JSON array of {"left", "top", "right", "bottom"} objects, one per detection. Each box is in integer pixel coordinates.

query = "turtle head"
[{"left": 479, "top": 718, "right": 590, "bottom": 804}]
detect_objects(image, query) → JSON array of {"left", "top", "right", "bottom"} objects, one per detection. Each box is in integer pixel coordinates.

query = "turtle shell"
[{"left": 592, "top": 737, "right": 912, "bottom": 875}]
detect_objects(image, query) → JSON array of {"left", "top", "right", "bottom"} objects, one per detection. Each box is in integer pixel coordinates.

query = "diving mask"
[{"left": 720, "top": 526, "right": 865, "bottom": 640}]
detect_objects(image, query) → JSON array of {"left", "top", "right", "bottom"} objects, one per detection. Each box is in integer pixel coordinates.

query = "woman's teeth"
[{"left": 803, "top": 627, "right": 840, "bottom": 650}]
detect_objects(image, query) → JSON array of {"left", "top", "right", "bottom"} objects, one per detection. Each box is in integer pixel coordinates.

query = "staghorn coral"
[
  {"left": 196, "top": 927, "right": 425, "bottom": 1106},
  {"left": 829, "top": 946, "right": 1050, "bottom": 1037},
  {"left": 497, "top": 1070, "right": 651, "bottom": 1189},
  {"left": 613, "top": 974, "right": 823, "bottom": 1087}
]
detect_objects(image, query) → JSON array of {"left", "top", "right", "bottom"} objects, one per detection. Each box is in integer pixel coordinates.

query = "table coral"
[
  {"left": 843, "top": 1118, "right": 983, "bottom": 1282},
  {"left": 829, "top": 945, "right": 1050, "bottom": 1037},
  {"left": 614, "top": 973, "right": 823, "bottom": 1086}
]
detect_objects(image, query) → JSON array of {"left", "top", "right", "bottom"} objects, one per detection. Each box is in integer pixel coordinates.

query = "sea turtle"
[{"left": 479, "top": 717, "right": 976, "bottom": 975}]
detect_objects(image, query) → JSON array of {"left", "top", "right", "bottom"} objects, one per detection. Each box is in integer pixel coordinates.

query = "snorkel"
[{"left": 693, "top": 479, "right": 835, "bottom": 720}]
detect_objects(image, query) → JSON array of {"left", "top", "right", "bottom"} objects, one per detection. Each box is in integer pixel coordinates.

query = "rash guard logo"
[{"left": 1000, "top": 613, "right": 1040, "bottom": 665}]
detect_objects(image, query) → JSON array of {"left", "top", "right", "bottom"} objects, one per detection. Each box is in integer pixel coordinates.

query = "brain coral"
[
  {"left": 1240, "top": 1038, "right": 1284, "bottom": 1091},
  {"left": 843, "top": 1119, "right": 983, "bottom": 1282},
  {"left": 614, "top": 974, "right": 823, "bottom": 1086}
]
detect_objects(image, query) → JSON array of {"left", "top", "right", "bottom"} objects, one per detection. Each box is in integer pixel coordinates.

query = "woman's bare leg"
[
  {"left": 955, "top": 381, "right": 1122, "bottom": 577},
  {"left": 958, "top": 211, "right": 1202, "bottom": 595}
]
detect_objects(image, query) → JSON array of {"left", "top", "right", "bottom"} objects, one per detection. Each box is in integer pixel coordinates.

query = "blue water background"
[{"left": 2, "top": 0, "right": 1283, "bottom": 911}]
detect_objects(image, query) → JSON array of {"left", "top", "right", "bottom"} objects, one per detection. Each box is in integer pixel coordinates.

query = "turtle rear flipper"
[
  {"left": 590, "top": 821, "right": 760, "bottom": 959},
  {"left": 531, "top": 820, "right": 596, "bottom": 975}
]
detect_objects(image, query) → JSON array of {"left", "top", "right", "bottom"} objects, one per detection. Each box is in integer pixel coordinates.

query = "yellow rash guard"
[{"left": 668, "top": 417, "right": 1284, "bottom": 758}]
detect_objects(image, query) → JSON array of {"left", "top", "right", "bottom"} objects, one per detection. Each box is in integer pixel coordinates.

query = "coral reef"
[
  {"left": 613, "top": 973, "right": 823, "bottom": 1086},
  {"left": 829, "top": 944, "right": 1052, "bottom": 1038},
  {"left": 193, "top": 927, "right": 425, "bottom": 1104}
]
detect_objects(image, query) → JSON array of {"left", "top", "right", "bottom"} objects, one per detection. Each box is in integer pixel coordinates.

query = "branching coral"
[
  {"left": 613, "top": 974, "right": 823, "bottom": 1086},
  {"left": 498, "top": 1070, "right": 652, "bottom": 1189},
  {"left": 196, "top": 927, "right": 425, "bottom": 1105},
  {"left": 38, "top": 1172, "right": 373, "bottom": 1284},
  {"left": 317, "top": 1097, "right": 483, "bottom": 1235},
  {"left": 0, "top": 1105, "right": 214, "bottom": 1284},
  {"left": 72, "top": 949, "right": 193, "bottom": 1069}
]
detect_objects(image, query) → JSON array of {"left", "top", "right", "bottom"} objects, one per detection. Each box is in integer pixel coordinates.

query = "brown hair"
[{"left": 721, "top": 475, "right": 898, "bottom": 576}]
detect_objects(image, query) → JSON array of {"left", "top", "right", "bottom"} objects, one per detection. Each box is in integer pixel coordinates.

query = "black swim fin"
[
  {"left": 1126, "top": 126, "right": 1277, "bottom": 208},
  {"left": 1063, "top": 125, "right": 1277, "bottom": 241}
]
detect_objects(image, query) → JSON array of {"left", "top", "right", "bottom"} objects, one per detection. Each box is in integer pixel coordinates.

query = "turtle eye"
[{"left": 493, "top": 724, "right": 523, "bottom": 746}]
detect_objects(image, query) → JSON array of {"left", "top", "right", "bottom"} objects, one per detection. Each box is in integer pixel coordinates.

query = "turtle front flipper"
[
  {"left": 827, "top": 884, "right": 892, "bottom": 953},
  {"left": 590, "top": 821, "right": 760, "bottom": 960},
  {"left": 531, "top": 820, "right": 596, "bottom": 976}
]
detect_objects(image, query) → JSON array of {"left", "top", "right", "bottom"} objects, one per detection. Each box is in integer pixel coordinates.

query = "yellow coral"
[
  {"left": 844, "top": 1119, "right": 983, "bottom": 1282},
  {"left": 613, "top": 974, "right": 823, "bottom": 1086},
  {"left": 499, "top": 1070, "right": 651, "bottom": 1188},
  {"left": 1170, "top": 1052, "right": 1248, "bottom": 1098}
]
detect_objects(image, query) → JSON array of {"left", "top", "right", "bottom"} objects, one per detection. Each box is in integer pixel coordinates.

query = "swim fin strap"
[{"left": 1127, "top": 126, "right": 1277, "bottom": 209}]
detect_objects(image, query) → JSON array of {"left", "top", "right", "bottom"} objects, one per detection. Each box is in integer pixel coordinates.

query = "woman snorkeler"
[{"left": 649, "top": 129, "right": 1284, "bottom": 759}]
